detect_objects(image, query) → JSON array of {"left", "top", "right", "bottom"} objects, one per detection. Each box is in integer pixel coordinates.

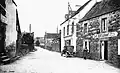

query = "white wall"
[
  {"left": 5, "top": 0, "right": 17, "bottom": 52},
  {"left": 59, "top": 0, "right": 97, "bottom": 52}
]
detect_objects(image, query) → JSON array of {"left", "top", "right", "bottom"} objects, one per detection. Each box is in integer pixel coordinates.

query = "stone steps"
[{"left": 0, "top": 52, "right": 11, "bottom": 65}]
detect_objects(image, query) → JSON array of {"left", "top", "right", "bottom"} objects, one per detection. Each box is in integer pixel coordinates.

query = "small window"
[
  {"left": 67, "top": 25, "right": 69, "bottom": 35},
  {"left": 118, "top": 39, "right": 120, "bottom": 55},
  {"left": 85, "top": 41, "right": 87, "bottom": 49},
  {"left": 65, "top": 40, "right": 71, "bottom": 46},
  {"left": 101, "top": 18, "right": 107, "bottom": 32},
  {"left": 71, "top": 22, "right": 74, "bottom": 34},
  {"left": 84, "top": 23, "right": 88, "bottom": 34},
  {"left": 63, "top": 27, "right": 65, "bottom": 36},
  {"left": 84, "top": 40, "right": 90, "bottom": 52}
]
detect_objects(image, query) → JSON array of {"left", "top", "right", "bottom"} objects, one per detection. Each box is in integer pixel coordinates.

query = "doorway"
[
  {"left": 0, "top": 22, "right": 6, "bottom": 53},
  {"left": 104, "top": 41, "right": 108, "bottom": 60},
  {"left": 100, "top": 40, "right": 108, "bottom": 60}
]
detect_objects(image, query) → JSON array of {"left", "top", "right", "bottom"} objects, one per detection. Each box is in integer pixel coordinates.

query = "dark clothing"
[{"left": 83, "top": 49, "right": 88, "bottom": 60}]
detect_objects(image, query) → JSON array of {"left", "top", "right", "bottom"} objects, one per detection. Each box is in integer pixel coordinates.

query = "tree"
[{"left": 35, "top": 40, "right": 40, "bottom": 46}]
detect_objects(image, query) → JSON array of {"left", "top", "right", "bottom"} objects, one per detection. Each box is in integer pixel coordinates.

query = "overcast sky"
[{"left": 15, "top": 0, "right": 101, "bottom": 37}]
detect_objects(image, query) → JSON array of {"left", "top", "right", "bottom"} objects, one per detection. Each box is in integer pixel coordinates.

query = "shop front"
[{"left": 92, "top": 31, "right": 118, "bottom": 61}]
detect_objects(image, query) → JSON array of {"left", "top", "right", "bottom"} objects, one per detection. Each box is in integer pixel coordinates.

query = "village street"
[{"left": 0, "top": 47, "right": 120, "bottom": 73}]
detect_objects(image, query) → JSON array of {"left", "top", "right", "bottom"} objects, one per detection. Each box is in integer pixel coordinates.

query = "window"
[
  {"left": 118, "top": 39, "right": 120, "bottom": 55},
  {"left": 67, "top": 25, "right": 69, "bottom": 35},
  {"left": 63, "top": 27, "right": 65, "bottom": 36},
  {"left": 101, "top": 18, "right": 107, "bottom": 32},
  {"left": 72, "top": 22, "right": 74, "bottom": 34},
  {"left": 84, "top": 23, "right": 88, "bottom": 34},
  {"left": 84, "top": 40, "right": 89, "bottom": 52},
  {"left": 65, "top": 40, "right": 71, "bottom": 46},
  {"left": 85, "top": 41, "right": 87, "bottom": 49}
]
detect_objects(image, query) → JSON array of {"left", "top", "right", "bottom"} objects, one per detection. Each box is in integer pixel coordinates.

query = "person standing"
[{"left": 83, "top": 48, "right": 88, "bottom": 60}]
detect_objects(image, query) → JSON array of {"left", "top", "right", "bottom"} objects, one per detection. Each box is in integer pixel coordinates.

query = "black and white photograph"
[{"left": 0, "top": 0, "right": 120, "bottom": 73}]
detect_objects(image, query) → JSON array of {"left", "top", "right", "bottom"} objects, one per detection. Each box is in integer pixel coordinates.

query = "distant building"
[
  {"left": 44, "top": 32, "right": 60, "bottom": 52},
  {"left": 34, "top": 37, "right": 45, "bottom": 46}
]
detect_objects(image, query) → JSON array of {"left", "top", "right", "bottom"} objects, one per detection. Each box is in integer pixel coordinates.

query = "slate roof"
[
  {"left": 79, "top": 0, "right": 120, "bottom": 22},
  {"left": 60, "top": 0, "right": 92, "bottom": 26}
]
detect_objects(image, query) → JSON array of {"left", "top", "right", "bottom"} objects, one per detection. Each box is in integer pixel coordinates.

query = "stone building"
[
  {"left": 0, "top": 0, "right": 21, "bottom": 64},
  {"left": 77, "top": 0, "right": 120, "bottom": 67}
]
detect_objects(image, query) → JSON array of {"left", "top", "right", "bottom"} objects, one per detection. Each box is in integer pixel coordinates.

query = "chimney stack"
[{"left": 29, "top": 24, "right": 31, "bottom": 33}]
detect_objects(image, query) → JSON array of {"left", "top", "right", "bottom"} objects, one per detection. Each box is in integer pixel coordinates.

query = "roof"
[
  {"left": 60, "top": 0, "right": 92, "bottom": 26},
  {"left": 79, "top": 0, "right": 120, "bottom": 22},
  {"left": 45, "top": 33, "right": 60, "bottom": 39}
]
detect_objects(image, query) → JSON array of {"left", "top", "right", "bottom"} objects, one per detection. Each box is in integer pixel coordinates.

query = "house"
[
  {"left": 77, "top": 0, "right": 120, "bottom": 67},
  {"left": 59, "top": 0, "right": 96, "bottom": 53},
  {"left": 21, "top": 32, "right": 34, "bottom": 52},
  {"left": 44, "top": 32, "right": 60, "bottom": 52},
  {"left": 0, "top": 0, "right": 21, "bottom": 64}
]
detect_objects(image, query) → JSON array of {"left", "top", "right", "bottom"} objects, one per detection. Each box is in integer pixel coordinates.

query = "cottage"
[{"left": 77, "top": 0, "right": 120, "bottom": 67}]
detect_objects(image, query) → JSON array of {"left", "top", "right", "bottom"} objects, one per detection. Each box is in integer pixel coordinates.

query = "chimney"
[{"left": 29, "top": 24, "right": 31, "bottom": 33}]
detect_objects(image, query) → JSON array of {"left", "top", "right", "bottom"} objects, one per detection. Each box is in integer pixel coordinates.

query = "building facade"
[
  {"left": 0, "top": 0, "right": 19, "bottom": 57},
  {"left": 59, "top": 0, "right": 96, "bottom": 53},
  {"left": 0, "top": 0, "right": 22, "bottom": 64},
  {"left": 77, "top": 0, "right": 120, "bottom": 67}
]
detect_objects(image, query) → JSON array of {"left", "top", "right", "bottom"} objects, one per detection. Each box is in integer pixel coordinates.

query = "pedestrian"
[{"left": 83, "top": 48, "right": 88, "bottom": 60}]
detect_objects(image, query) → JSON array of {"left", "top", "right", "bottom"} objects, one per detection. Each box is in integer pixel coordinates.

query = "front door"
[
  {"left": 104, "top": 41, "right": 108, "bottom": 60},
  {"left": 100, "top": 41, "right": 108, "bottom": 60}
]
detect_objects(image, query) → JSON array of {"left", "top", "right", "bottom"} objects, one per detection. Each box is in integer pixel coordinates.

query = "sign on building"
[{"left": 93, "top": 32, "right": 118, "bottom": 39}]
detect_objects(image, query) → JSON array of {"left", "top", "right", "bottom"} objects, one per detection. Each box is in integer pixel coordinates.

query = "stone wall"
[
  {"left": 89, "top": 39, "right": 100, "bottom": 60},
  {"left": 1, "top": 0, "right": 17, "bottom": 57},
  {"left": 76, "top": 37, "right": 84, "bottom": 58},
  {"left": 108, "top": 35, "right": 120, "bottom": 67}
]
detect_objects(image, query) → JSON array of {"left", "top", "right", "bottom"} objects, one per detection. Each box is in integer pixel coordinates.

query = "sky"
[{"left": 15, "top": 0, "right": 101, "bottom": 37}]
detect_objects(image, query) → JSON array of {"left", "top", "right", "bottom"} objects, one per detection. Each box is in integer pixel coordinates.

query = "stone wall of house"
[
  {"left": 76, "top": 37, "right": 84, "bottom": 58},
  {"left": 4, "top": 0, "right": 17, "bottom": 57},
  {"left": 108, "top": 37, "right": 119, "bottom": 67},
  {"left": 76, "top": 10, "right": 120, "bottom": 65},
  {"left": 107, "top": 10, "right": 120, "bottom": 68},
  {"left": 89, "top": 39, "right": 100, "bottom": 60}
]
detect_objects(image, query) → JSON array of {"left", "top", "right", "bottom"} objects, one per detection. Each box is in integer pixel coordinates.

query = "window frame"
[
  {"left": 63, "top": 27, "right": 65, "bottom": 36},
  {"left": 101, "top": 18, "right": 107, "bottom": 32},
  {"left": 71, "top": 22, "right": 74, "bottom": 34},
  {"left": 67, "top": 25, "right": 69, "bottom": 35},
  {"left": 84, "top": 23, "right": 88, "bottom": 34}
]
